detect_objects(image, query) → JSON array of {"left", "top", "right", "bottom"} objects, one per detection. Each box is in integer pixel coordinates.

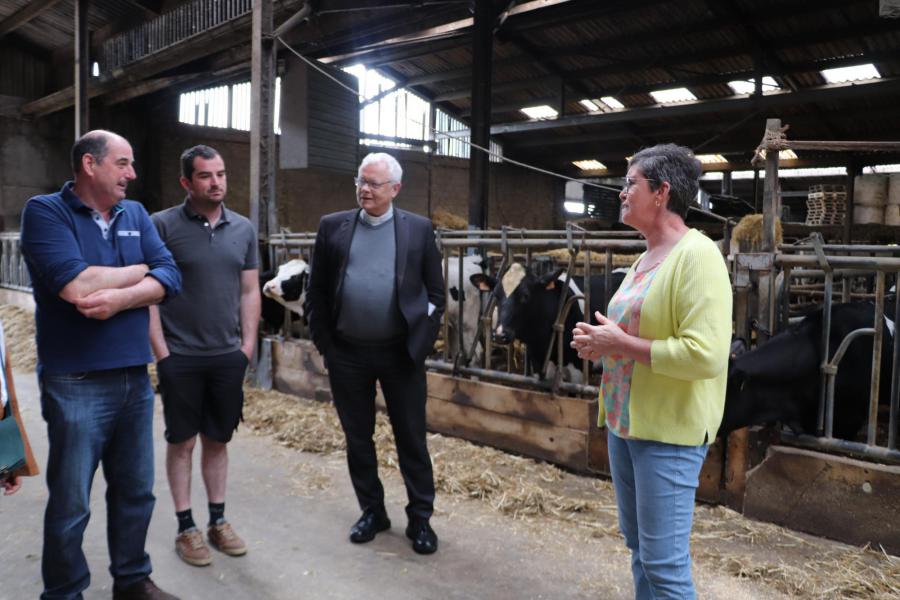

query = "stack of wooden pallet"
[{"left": 806, "top": 184, "right": 847, "bottom": 225}]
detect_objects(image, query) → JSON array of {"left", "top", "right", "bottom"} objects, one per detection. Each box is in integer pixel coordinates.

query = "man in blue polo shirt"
[{"left": 21, "top": 130, "right": 181, "bottom": 600}]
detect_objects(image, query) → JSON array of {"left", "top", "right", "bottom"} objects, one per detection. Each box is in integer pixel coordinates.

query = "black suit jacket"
[{"left": 305, "top": 207, "right": 445, "bottom": 365}]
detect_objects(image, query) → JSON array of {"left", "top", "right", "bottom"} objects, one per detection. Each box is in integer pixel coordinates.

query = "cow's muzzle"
[{"left": 492, "top": 326, "right": 513, "bottom": 344}]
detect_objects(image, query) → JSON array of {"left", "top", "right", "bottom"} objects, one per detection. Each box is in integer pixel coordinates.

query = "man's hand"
[
  {"left": 75, "top": 288, "right": 128, "bottom": 320},
  {"left": 240, "top": 343, "right": 255, "bottom": 361}
]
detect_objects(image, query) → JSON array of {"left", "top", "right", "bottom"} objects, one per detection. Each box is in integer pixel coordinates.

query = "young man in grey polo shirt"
[{"left": 149, "top": 145, "right": 261, "bottom": 567}]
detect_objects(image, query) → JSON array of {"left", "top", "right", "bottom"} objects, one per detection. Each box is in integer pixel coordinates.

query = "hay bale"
[
  {"left": 732, "top": 214, "right": 783, "bottom": 250},
  {"left": 432, "top": 209, "right": 468, "bottom": 230},
  {"left": 0, "top": 305, "right": 37, "bottom": 371},
  {"left": 535, "top": 248, "right": 641, "bottom": 268},
  {"left": 854, "top": 174, "right": 889, "bottom": 207}
]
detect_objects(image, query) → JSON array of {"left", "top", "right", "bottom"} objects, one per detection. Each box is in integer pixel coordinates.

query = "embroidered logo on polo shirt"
[{"left": 117, "top": 230, "right": 141, "bottom": 237}]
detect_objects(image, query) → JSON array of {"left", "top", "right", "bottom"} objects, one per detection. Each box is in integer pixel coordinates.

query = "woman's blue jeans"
[
  {"left": 39, "top": 366, "right": 155, "bottom": 600},
  {"left": 607, "top": 431, "right": 708, "bottom": 600}
]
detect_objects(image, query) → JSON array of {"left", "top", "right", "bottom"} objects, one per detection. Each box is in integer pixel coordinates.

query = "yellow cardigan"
[{"left": 599, "top": 229, "right": 733, "bottom": 446}]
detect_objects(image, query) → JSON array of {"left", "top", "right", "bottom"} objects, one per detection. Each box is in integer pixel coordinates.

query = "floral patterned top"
[{"left": 600, "top": 260, "right": 663, "bottom": 437}]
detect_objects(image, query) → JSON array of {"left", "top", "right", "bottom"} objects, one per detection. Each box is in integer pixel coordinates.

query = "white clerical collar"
[{"left": 359, "top": 205, "right": 394, "bottom": 226}]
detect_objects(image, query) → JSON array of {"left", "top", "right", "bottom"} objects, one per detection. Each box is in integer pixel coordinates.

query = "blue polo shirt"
[{"left": 20, "top": 182, "right": 181, "bottom": 374}]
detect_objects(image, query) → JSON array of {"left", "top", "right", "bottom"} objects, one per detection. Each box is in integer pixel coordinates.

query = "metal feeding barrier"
[
  {"left": 429, "top": 225, "right": 647, "bottom": 398},
  {"left": 0, "top": 233, "right": 30, "bottom": 291},
  {"left": 265, "top": 225, "right": 648, "bottom": 397},
  {"left": 734, "top": 238, "right": 900, "bottom": 463}
]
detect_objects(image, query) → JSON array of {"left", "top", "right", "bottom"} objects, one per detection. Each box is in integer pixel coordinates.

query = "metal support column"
[
  {"left": 843, "top": 161, "right": 860, "bottom": 245},
  {"left": 721, "top": 170, "right": 733, "bottom": 196},
  {"left": 467, "top": 0, "right": 493, "bottom": 230},
  {"left": 250, "top": 0, "right": 277, "bottom": 241},
  {"left": 74, "top": 0, "right": 90, "bottom": 138}
]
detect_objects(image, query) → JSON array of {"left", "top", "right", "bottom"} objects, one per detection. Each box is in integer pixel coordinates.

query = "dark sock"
[
  {"left": 208, "top": 502, "right": 225, "bottom": 526},
  {"left": 176, "top": 509, "right": 196, "bottom": 533}
]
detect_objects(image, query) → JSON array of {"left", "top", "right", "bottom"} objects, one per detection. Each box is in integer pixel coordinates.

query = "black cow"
[
  {"left": 473, "top": 263, "right": 626, "bottom": 381},
  {"left": 721, "top": 302, "right": 896, "bottom": 440}
]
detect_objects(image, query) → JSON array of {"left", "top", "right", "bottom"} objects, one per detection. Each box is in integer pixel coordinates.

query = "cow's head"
[
  {"left": 489, "top": 264, "right": 565, "bottom": 344},
  {"left": 262, "top": 258, "right": 309, "bottom": 316}
]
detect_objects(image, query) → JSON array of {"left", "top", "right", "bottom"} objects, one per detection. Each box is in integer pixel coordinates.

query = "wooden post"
[
  {"left": 250, "top": 0, "right": 276, "bottom": 240},
  {"left": 762, "top": 118, "right": 781, "bottom": 253},
  {"left": 724, "top": 427, "right": 749, "bottom": 511},
  {"left": 467, "top": 0, "right": 493, "bottom": 230},
  {"left": 74, "top": 0, "right": 90, "bottom": 138}
]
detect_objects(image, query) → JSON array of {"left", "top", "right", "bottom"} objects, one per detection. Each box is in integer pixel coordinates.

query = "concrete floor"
[{"left": 0, "top": 371, "right": 783, "bottom": 600}]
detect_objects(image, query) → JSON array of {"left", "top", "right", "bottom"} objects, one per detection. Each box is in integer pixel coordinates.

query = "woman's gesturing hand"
[{"left": 571, "top": 311, "right": 627, "bottom": 361}]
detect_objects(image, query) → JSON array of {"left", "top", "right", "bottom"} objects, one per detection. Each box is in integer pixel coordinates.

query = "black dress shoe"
[
  {"left": 349, "top": 507, "right": 391, "bottom": 543},
  {"left": 405, "top": 519, "right": 438, "bottom": 555}
]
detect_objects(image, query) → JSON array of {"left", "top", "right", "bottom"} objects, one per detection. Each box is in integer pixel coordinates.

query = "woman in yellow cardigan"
[{"left": 572, "top": 144, "right": 732, "bottom": 600}]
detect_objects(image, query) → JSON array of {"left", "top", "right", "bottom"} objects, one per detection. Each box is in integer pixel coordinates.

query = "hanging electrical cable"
[{"left": 274, "top": 35, "right": 624, "bottom": 194}]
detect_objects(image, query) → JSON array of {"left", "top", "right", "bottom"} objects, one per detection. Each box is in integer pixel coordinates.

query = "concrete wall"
[{"left": 0, "top": 116, "right": 71, "bottom": 231}]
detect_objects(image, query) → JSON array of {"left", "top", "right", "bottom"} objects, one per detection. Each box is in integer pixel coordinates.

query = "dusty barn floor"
[{"left": 0, "top": 304, "right": 898, "bottom": 599}]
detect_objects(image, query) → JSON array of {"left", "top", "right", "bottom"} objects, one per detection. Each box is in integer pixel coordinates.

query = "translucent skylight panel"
[
  {"left": 520, "top": 105, "right": 558, "bottom": 120},
  {"left": 579, "top": 99, "right": 600, "bottom": 111},
  {"left": 728, "top": 76, "right": 779, "bottom": 94},
  {"left": 863, "top": 163, "right": 900, "bottom": 173},
  {"left": 564, "top": 201, "right": 586, "bottom": 214},
  {"left": 649, "top": 87, "right": 697, "bottom": 103},
  {"left": 730, "top": 167, "right": 848, "bottom": 180},
  {"left": 600, "top": 96, "right": 624, "bottom": 109},
  {"left": 573, "top": 160, "right": 606, "bottom": 171},
  {"left": 695, "top": 154, "right": 728, "bottom": 165},
  {"left": 820, "top": 63, "right": 881, "bottom": 83},
  {"left": 759, "top": 149, "right": 800, "bottom": 160}
]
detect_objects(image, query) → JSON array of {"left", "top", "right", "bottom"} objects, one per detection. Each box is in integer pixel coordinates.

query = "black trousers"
[{"left": 326, "top": 336, "right": 435, "bottom": 520}]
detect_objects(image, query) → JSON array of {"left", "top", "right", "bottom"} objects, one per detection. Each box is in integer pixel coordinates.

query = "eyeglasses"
[
  {"left": 621, "top": 177, "right": 659, "bottom": 193},
  {"left": 354, "top": 177, "right": 394, "bottom": 190}
]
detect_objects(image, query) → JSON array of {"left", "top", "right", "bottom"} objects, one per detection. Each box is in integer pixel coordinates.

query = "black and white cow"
[
  {"left": 474, "top": 263, "right": 627, "bottom": 381},
  {"left": 260, "top": 258, "right": 309, "bottom": 331},
  {"left": 445, "top": 255, "right": 490, "bottom": 364},
  {"left": 721, "top": 301, "right": 896, "bottom": 440}
]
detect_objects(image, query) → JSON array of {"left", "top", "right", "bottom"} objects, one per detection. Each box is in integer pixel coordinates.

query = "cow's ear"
[
  {"left": 470, "top": 273, "right": 495, "bottom": 291},
  {"left": 539, "top": 268, "right": 566, "bottom": 290}
]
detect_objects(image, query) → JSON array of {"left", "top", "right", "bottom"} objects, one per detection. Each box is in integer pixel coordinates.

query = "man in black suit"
[{"left": 305, "top": 152, "right": 445, "bottom": 555}]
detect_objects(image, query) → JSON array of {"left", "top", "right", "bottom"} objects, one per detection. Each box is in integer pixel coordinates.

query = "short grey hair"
[
  {"left": 358, "top": 152, "right": 403, "bottom": 183},
  {"left": 628, "top": 143, "right": 702, "bottom": 219}
]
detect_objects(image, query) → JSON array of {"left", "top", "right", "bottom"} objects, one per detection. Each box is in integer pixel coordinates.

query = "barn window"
[
  {"left": 178, "top": 78, "right": 281, "bottom": 133},
  {"left": 344, "top": 64, "right": 430, "bottom": 151},
  {"left": 434, "top": 109, "right": 502, "bottom": 162}
]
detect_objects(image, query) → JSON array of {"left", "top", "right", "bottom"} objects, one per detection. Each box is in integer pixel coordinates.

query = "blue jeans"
[
  {"left": 39, "top": 366, "right": 155, "bottom": 600},
  {"left": 607, "top": 431, "right": 708, "bottom": 600}
]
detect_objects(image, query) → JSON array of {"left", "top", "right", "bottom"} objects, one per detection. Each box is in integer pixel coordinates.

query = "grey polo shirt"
[{"left": 151, "top": 200, "right": 258, "bottom": 356}]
